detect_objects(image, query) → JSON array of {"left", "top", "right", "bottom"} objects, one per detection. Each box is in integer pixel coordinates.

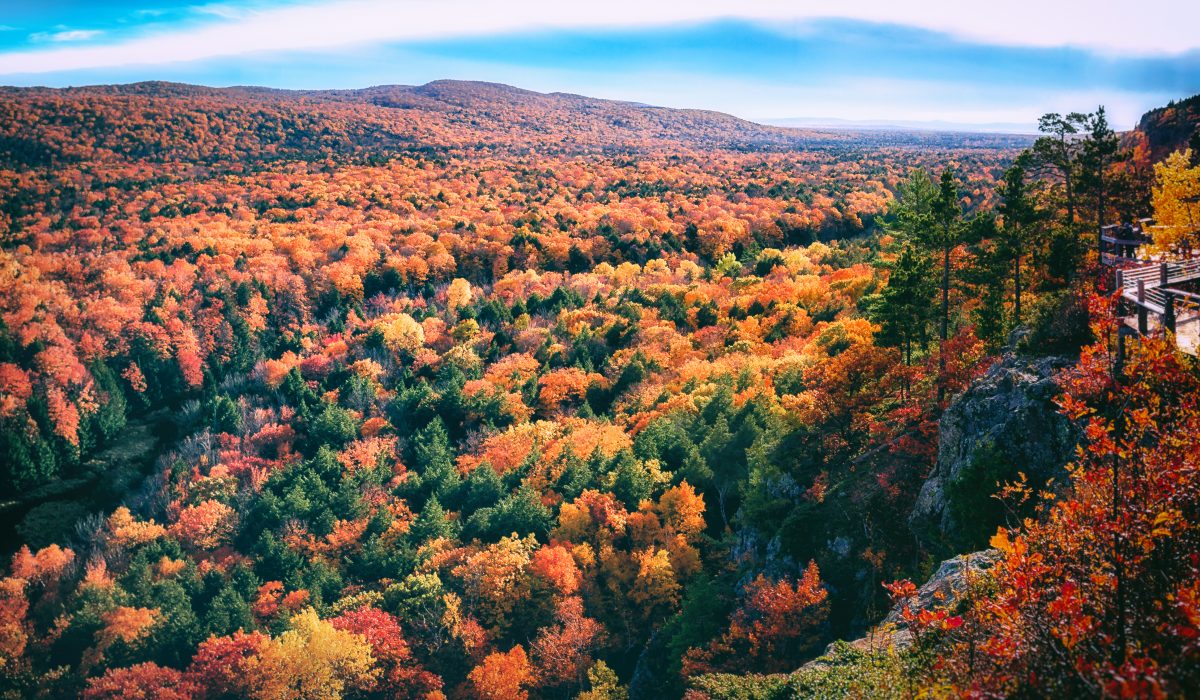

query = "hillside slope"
[
  {"left": 0, "top": 80, "right": 1030, "bottom": 167},
  {"left": 1132, "top": 92, "right": 1200, "bottom": 159}
]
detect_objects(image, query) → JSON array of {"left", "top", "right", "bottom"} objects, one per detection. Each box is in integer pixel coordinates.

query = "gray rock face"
[
  {"left": 876, "top": 550, "right": 1001, "bottom": 650},
  {"left": 807, "top": 550, "right": 1001, "bottom": 663},
  {"left": 910, "top": 354, "right": 1079, "bottom": 551}
]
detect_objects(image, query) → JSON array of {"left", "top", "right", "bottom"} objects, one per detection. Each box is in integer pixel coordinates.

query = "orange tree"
[{"left": 919, "top": 294, "right": 1200, "bottom": 697}]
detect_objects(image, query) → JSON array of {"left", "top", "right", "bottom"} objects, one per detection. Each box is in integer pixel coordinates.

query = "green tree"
[
  {"left": 886, "top": 169, "right": 951, "bottom": 367},
  {"left": 932, "top": 168, "right": 965, "bottom": 348},
  {"left": 890, "top": 169, "right": 939, "bottom": 242},
  {"left": 898, "top": 169, "right": 968, "bottom": 401},
  {"left": 0, "top": 426, "right": 57, "bottom": 491},
  {"left": 305, "top": 402, "right": 358, "bottom": 450},
  {"left": 555, "top": 449, "right": 594, "bottom": 502},
  {"left": 203, "top": 586, "right": 255, "bottom": 638},
  {"left": 89, "top": 362, "right": 128, "bottom": 443},
  {"left": 465, "top": 486, "right": 552, "bottom": 542},
  {"left": 408, "top": 418, "right": 460, "bottom": 504},
  {"left": 207, "top": 395, "right": 242, "bottom": 435},
  {"left": 696, "top": 412, "right": 733, "bottom": 504},
  {"left": 409, "top": 498, "right": 457, "bottom": 542},
  {"left": 462, "top": 464, "right": 505, "bottom": 513},
  {"left": 281, "top": 368, "right": 318, "bottom": 417},
  {"left": 964, "top": 215, "right": 1010, "bottom": 349},
  {"left": 997, "top": 159, "right": 1040, "bottom": 326},
  {"left": 1030, "top": 112, "right": 1087, "bottom": 226},
  {"left": 1079, "top": 106, "right": 1122, "bottom": 237},
  {"left": 866, "top": 244, "right": 935, "bottom": 365},
  {"left": 609, "top": 451, "right": 654, "bottom": 511}
]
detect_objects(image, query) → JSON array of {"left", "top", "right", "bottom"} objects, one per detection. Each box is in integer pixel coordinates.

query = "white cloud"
[
  {"left": 189, "top": 4, "right": 251, "bottom": 20},
  {"left": 0, "top": 0, "right": 1197, "bottom": 76},
  {"left": 29, "top": 29, "right": 104, "bottom": 43}
]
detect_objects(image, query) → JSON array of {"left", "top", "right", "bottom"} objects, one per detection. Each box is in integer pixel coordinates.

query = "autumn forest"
[{"left": 1, "top": 79, "right": 1199, "bottom": 699}]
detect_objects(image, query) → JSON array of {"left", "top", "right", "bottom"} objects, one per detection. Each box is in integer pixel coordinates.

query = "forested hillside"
[
  {"left": 0, "top": 82, "right": 1196, "bottom": 699},
  {"left": 1131, "top": 92, "right": 1200, "bottom": 160}
]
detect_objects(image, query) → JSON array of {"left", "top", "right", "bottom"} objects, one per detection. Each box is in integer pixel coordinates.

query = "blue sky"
[{"left": 1, "top": 0, "right": 1198, "bottom": 131}]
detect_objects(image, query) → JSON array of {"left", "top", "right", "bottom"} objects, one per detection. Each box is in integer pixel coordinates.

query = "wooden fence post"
[
  {"left": 1137, "top": 280, "right": 1148, "bottom": 335},
  {"left": 1164, "top": 291, "right": 1176, "bottom": 335}
]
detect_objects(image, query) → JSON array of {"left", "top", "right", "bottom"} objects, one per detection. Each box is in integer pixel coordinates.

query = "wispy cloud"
[
  {"left": 189, "top": 4, "right": 252, "bottom": 20},
  {"left": 29, "top": 29, "right": 104, "bottom": 43},
  {"left": 0, "top": 0, "right": 1198, "bottom": 78}
]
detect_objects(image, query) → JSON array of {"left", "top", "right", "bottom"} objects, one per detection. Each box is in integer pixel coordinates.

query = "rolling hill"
[{"left": 0, "top": 80, "right": 1031, "bottom": 168}]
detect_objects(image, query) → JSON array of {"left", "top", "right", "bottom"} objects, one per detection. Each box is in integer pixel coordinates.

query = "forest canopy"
[{"left": 0, "top": 81, "right": 1196, "bottom": 699}]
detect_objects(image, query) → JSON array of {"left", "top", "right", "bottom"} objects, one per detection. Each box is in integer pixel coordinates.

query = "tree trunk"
[
  {"left": 1014, "top": 252, "right": 1022, "bottom": 326},
  {"left": 1062, "top": 132, "right": 1075, "bottom": 226},
  {"left": 941, "top": 244, "right": 950, "bottom": 343},
  {"left": 939, "top": 242, "right": 950, "bottom": 403},
  {"left": 1065, "top": 171, "right": 1075, "bottom": 226}
]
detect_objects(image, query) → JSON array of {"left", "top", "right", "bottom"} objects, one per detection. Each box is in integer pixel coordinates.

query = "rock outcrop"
[
  {"left": 872, "top": 549, "right": 1001, "bottom": 651},
  {"left": 910, "top": 354, "right": 1079, "bottom": 551},
  {"left": 807, "top": 549, "right": 1001, "bottom": 665}
]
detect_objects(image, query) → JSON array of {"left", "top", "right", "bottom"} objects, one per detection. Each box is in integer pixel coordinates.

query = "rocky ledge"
[{"left": 909, "top": 354, "right": 1078, "bottom": 551}]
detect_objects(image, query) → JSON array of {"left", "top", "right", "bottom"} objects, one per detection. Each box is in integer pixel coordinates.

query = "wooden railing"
[
  {"left": 1096, "top": 219, "right": 1200, "bottom": 355},
  {"left": 1114, "top": 259, "right": 1200, "bottom": 355},
  {"left": 1163, "top": 288, "right": 1200, "bottom": 331}
]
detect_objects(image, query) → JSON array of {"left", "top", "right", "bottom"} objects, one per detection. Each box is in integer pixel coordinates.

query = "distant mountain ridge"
[
  {"left": 0, "top": 79, "right": 1034, "bottom": 164},
  {"left": 1, "top": 79, "right": 814, "bottom": 153}
]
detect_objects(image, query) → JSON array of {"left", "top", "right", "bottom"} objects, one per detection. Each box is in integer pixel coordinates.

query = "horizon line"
[{"left": 0, "top": 77, "right": 1119, "bottom": 136}]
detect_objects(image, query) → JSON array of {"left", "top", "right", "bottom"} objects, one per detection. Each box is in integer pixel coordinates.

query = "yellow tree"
[
  {"left": 246, "top": 608, "right": 378, "bottom": 700},
  {"left": 447, "top": 277, "right": 473, "bottom": 313},
  {"left": 1151, "top": 149, "right": 1200, "bottom": 253},
  {"left": 377, "top": 313, "right": 425, "bottom": 355}
]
